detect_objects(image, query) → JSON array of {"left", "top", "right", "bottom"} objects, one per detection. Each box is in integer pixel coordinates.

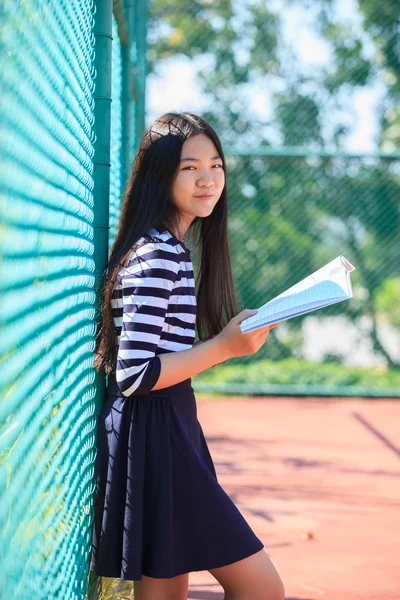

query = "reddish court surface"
[{"left": 188, "top": 395, "right": 400, "bottom": 600}]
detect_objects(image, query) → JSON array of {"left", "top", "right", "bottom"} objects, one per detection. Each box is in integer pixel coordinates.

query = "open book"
[{"left": 240, "top": 255, "right": 356, "bottom": 334}]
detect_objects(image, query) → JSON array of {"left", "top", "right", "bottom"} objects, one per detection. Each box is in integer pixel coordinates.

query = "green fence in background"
[
  {"left": 0, "top": 1, "right": 145, "bottom": 598},
  {"left": 193, "top": 149, "right": 400, "bottom": 397},
  {"left": 146, "top": 0, "right": 400, "bottom": 397}
]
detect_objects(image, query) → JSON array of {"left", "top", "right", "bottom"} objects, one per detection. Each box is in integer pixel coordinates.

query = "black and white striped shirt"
[{"left": 112, "top": 227, "right": 196, "bottom": 397}]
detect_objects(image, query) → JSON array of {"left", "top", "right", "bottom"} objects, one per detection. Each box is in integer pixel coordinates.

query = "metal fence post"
[
  {"left": 93, "top": 0, "right": 113, "bottom": 414},
  {"left": 132, "top": 0, "right": 147, "bottom": 153}
]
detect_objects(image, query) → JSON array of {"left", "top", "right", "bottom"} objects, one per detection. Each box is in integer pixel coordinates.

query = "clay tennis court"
[{"left": 188, "top": 394, "right": 400, "bottom": 600}]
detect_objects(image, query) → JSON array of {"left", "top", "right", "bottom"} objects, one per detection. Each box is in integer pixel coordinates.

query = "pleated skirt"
[{"left": 90, "top": 374, "right": 264, "bottom": 581}]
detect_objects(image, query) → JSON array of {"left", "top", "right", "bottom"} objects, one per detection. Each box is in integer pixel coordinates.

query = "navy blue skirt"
[{"left": 90, "top": 374, "right": 264, "bottom": 581}]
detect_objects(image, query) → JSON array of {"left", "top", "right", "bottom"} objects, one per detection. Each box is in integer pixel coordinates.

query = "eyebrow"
[{"left": 180, "top": 155, "right": 222, "bottom": 162}]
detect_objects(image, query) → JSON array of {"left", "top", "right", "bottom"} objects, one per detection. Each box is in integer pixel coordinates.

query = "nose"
[{"left": 197, "top": 176, "right": 214, "bottom": 187}]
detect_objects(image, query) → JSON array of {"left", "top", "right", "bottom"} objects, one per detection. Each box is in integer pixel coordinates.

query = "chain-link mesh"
[
  {"left": 109, "top": 14, "right": 123, "bottom": 248},
  {"left": 225, "top": 151, "right": 399, "bottom": 367},
  {"left": 147, "top": 0, "right": 400, "bottom": 391},
  {"left": 0, "top": 1, "right": 97, "bottom": 598},
  {"left": 84, "top": 13, "right": 126, "bottom": 600}
]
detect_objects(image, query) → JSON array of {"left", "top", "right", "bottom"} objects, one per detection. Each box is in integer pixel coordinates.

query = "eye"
[{"left": 182, "top": 164, "right": 223, "bottom": 171}]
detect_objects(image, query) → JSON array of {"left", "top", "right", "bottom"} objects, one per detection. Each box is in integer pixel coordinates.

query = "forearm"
[{"left": 152, "top": 336, "right": 229, "bottom": 390}]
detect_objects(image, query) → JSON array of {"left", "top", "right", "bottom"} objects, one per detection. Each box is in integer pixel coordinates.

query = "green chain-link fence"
[
  {"left": 147, "top": 0, "right": 400, "bottom": 397},
  {"left": 0, "top": 0, "right": 143, "bottom": 597},
  {"left": 0, "top": 1, "right": 97, "bottom": 597},
  {"left": 109, "top": 14, "right": 123, "bottom": 245},
  {"left": 202, "top": 149, "right": 400, "bottom": 397}
]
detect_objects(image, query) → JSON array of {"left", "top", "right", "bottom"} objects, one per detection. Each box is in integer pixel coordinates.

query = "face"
[{"left": 171, "top": 133, "right": 225, "bottom": 233}]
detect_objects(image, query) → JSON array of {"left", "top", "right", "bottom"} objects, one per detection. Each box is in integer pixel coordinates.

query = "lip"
[{"left": 194, "top": 194, "right": 214, "bottom": 198}]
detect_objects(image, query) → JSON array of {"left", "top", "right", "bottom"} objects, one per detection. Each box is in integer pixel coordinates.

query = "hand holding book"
[{"left": 240, "top": 255, "right": 356, "bottom": 334}]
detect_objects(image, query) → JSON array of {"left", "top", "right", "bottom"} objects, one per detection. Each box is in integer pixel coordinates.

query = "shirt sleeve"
[{"left": 115, "top": 240, "right": 180, "bottom": 397}]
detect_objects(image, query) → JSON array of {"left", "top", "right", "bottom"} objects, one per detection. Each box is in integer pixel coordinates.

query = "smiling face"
[{"left": 171, "top": 133, "right": 225, "bottom": 235}]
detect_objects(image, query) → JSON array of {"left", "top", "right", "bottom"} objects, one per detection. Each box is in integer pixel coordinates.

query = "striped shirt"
[{"left": 112, "top": 227, "right": 197, "bottom": 397}]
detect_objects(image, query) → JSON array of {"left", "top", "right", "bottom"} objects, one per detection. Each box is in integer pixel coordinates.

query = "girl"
[{"left": 90, "top": 112, "right": 285, "bottom": 600}]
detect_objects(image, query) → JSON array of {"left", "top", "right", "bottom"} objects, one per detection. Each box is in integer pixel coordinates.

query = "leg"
[
  {"left": 133, "top": 572, "right": 189, "bottom": 600},
  {"left": 209, "top": 549, "right": 285, "bottom": 600}
]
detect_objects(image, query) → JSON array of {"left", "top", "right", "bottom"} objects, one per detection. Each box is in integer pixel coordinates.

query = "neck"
[{"left": 170, "top": 218, "right": 192, "bottom": 241}]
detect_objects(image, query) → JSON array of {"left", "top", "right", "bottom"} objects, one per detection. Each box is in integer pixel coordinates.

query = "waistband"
[{"left": 106, "top": 371, "right": 194, "bottom": 398}]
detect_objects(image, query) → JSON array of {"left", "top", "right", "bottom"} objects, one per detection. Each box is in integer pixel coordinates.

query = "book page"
[
  {"left": 241, "top": 255, "right": 355, "bottom": 333},
  {"left": 240, "top": 295, "right": 350, "bottom": 332},
  {"left": 261, "top": 255, "right": 352, "bottom": 307}
]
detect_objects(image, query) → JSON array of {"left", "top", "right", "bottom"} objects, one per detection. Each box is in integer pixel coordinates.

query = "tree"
[{"left": 148, "top": 0, "right": 400, "bottom": 367}]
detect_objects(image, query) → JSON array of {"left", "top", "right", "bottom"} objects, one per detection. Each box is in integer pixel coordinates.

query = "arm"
[
  {"left": 152, "top": 311, "right": 278, "bottom": 391},
  {"left": 152, "top": 336, "right": 227, "bottom": 390},
  {"left": 115, "top": 241, "right": 180, "bottom": 396}
]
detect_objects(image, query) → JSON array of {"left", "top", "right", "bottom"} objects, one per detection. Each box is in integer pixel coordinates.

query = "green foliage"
[
  {"left": 375, "top": 278, "right": 400, "bottom": 328},
  {"left": 194, "top": 358, "right": 400, "bottom": 388},
  {"left": 86, "top": 572, "right": 135, "bottom": 599}
]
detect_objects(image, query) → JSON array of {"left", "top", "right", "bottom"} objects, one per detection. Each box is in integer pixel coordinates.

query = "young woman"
[{"left": 90, "top": 112, "right": 285, "bottom": 600}]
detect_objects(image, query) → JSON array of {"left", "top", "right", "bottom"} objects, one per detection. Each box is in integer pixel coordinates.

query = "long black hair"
[{"left": 95, "top": 112, "right": 239, "bottom": 375}]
